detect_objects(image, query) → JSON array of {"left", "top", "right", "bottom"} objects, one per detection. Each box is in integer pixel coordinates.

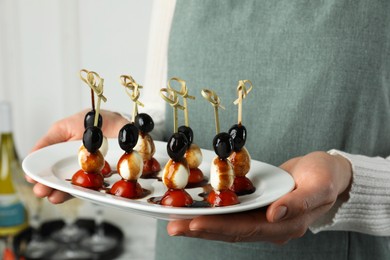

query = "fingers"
[
  {"left": 167, "top": 219, "right": 192, "bottom": 236},
  {"left": 30, "top": 125, "right": 69, "bottom": 152},
  {"left": 31, "top": 135, "right": 60, "bottom": 152},
  {"left": 47, "top": 190, "right": 72, "bottom": 204},
  {"left": 33, "top": 183, "right": 54, "bottom": 198},
  {"left": 266, "top": 183, "right": 336, "bottom": 224},
  {"left": 30, "top": 110, "right": 88, "bottom": 153},
  {"left": 33, "top": 183, "right": 71, "bottom": 204},
  {"left": 268, "top": 152, "right": 343, "bottom": 223},
  {"left": 167, "top": 209, "right": 305, "bottom": 243},
  {"left": 30, "top": 110, "right": 130, "bottom": 153},
  {"left": 25, "top": 175, "right": 37, "bottom": 184},
  {"left": 166, "top": 152, "right": 348, "bottom": 244},
  {"left": 189, "top": 211, "right": 263, "bottom": 237},
  {"left": 172, "top": 228, "right": 246, "bottom": 243},
  {"left": 167, "top": 210, "right": 268, "bottom": 242},
  {"left": 100, "top": 110, "right": 130, "bottom": 137},
  {"left": 266, "top": 190, "right": 308, "bottom": 223},
  {"left": 167, "top": 214, "right": 264, "bottom": 242}
]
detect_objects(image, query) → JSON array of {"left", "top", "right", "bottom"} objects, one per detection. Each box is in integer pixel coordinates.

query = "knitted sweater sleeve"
[{"left": 309, "top": 149, "right": 390, "bottom": 236}]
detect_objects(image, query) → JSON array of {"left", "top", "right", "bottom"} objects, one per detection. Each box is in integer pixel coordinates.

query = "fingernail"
[
  {"left": 170, "top": 232, "right": 185, "bottom": 237},
  {"left": 273, "top": 206, "right": 287, "bottom": 222}
]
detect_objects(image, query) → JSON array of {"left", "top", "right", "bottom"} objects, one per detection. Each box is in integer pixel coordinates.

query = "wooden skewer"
[
  {"left": 233, "top": 80, "right": 253, "bottom": 125},
  {"left": 80, "top": 69, "right": 95, "bottom": 111},
  {"left": 80, "top": 69, "right": 107, "bottom": 127},
  {"left": 160, "top": 87, "right": 185, "bottom": 133},
  {"left": 201, "top": 89, "right": 225, "bottom": 134},
  {"left": 120, "top": 75, "right": 144, "bottom": 122},
  {"left": 168, "top": 77, "right": 195, "bottom": 127}
]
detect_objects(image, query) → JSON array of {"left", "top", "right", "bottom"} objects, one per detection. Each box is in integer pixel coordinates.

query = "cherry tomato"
[
  {"left": 230, "top": 176, "right": 256, "bottom": 195},
  {"left": 71, "top": 170, "right": 104, "bottom": 190},
  {"left": 110, "top": 179, "right": 143, "bottom": 199},
  {"left": 142, "top": 157, "right": 161, "bottom": 178},
  {"left": 101, "top": 160, "right": 112, "bottom": 177},
  {"left": 207, "top": 189, "right": 239, "bottom": 207},
  {"left": 161, "top": 189, "right": 193, "bottom": 207},
  {"left": 188, "top": 168, "right": 204, "bottom": 184}
]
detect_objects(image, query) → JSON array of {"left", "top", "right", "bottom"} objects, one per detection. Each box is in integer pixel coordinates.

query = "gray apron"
[{"left": 156, "top": 1, "right": 390, "bottom": 259}]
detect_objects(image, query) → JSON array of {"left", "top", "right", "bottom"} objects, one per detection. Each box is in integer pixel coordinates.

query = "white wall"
[{"left": 0, "top": 0, "right": 154, "bottom": 157}]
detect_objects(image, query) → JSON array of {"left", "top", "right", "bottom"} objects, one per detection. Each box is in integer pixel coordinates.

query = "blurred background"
[
  {"left": 0, "top": 0, "right": 157, "bottom": 157},
  {"left": 0, "top": 1, "right": 162, "bottom": 259}
]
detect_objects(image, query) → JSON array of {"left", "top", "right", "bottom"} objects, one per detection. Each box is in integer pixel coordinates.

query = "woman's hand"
[
  {"left": 167, "top": 151, "right": 352, "bottom": 244},
  {"left": 25, "top": 109, "right": 130, "bottom": 204}
]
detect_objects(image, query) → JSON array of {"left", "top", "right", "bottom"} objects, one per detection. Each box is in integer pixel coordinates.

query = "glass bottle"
[{"left": 0, "top": 101, "right": 28, "bottom": 237}]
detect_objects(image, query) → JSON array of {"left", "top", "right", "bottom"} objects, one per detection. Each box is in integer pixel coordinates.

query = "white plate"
[{"left": 23, "top": 139, "right": 295, "bottom": 220}]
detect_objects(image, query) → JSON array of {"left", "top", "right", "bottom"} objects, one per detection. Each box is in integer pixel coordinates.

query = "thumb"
[{"left": 266, "top": 186, "right": 329, "bottom": 223}]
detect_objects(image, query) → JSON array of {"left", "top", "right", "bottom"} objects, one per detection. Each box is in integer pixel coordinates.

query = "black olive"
[
  {"left": 83, "top": 126, "right": 103, "bottom": 153},
  {"left": 167, "top": 132, "right": 189, "bottom": 161},
  {"left": 134, "top": 113, "right": 154, "bottom": 133},
  {"left": 228, "top": 124, "right": 247, "bottom": 151},
  {"left": 84, "top": 110, "right": 103, "bottom": 129},
  {"left": 212, "top": 132, "right": 234, "bottom": 159},
  {"left": 118, "top": 123, "right": 139, "bottom": 153},
  {"left": 178, "top": 125, "right": 193, "bottom": 145}
]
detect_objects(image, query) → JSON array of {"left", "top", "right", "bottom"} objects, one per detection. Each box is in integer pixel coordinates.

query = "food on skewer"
[
  {"left": 72, "top": 123, "right": 105, "bottom": 190},
  {"left": 110, "top": 123, "right": 144, "bottom": 199},
  {"left": 202, "top": 89, "right": 239, "bottom": 206},
  {"left": 160, "top": 132, "right": 193, "bottom": 207},
  {"left": 159, "top": 86, "right": 193, "bottom": 207},
  {"left": 71, "top": 70, "right": 108, "bottom": 190},
  {"left": 168, "top": 77, "right": 205, "bottom": 185},
  {"left": 207, "top": 132, "right": 239, "bottom": 206},
  {"left": 119, "top": 75, "right": 161, "bottom": 178},
  {"left": 134, "top": 113, "right": 161, "bottom": 178},
  {"left": 228, "top": 80, "right": 255, "bottom": 195},
  {"left": 228, "top": 124, "right": 255, "bottom": 195},
  {"left": 84, "top": 109, "right": 112, "bottom": 177},
  {"left": 178, "top": 126, "right": 204, "bottom": 185}
]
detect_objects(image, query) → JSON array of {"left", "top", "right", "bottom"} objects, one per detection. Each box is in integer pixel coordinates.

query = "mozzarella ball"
[
  {"left": 228, "top": 146, "right": 251, "bottom": 177},
  {"left": 210, "top": 156, "right": 234, "bottom": 191},
  {"left": 134, "top": 133, "right": 155, "bottom": 161},
  {"left": 117, "top": 151, "right": 143, "bottom": 181},
  {"left": 78, "top": 145, "right": 105, "bottom": 173},
  {"left": 162, "top": 159, "right": 190, "bottom": 189},
  {"left": 185, "top": 143, "right": 203, "bottom": 169}
]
